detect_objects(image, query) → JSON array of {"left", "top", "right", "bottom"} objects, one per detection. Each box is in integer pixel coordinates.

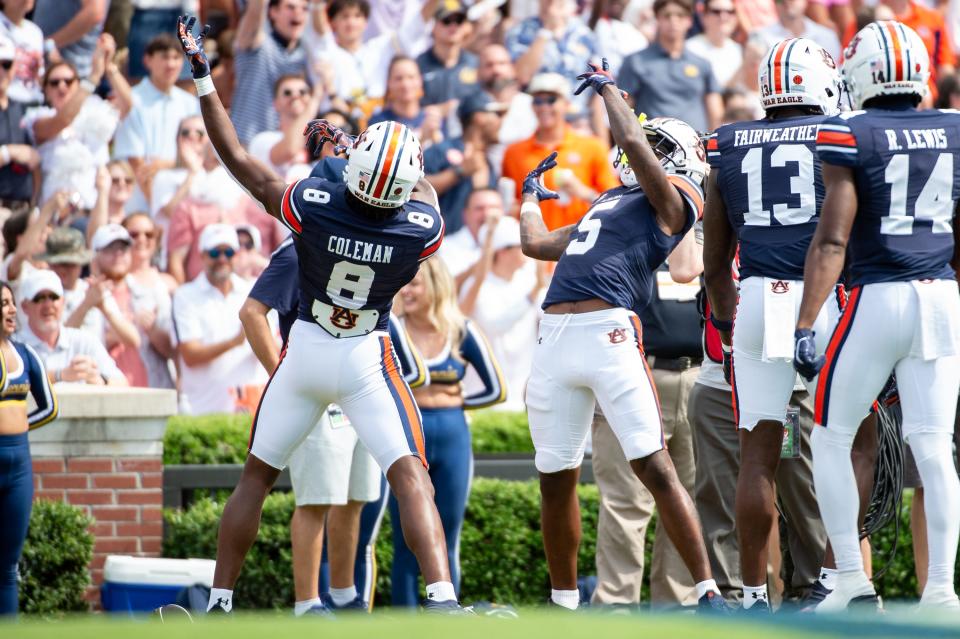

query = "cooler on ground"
[{"left": 100, "top": 555, "right": 215, "bottom": 612}]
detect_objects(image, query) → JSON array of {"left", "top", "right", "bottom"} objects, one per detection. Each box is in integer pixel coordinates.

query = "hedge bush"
[
  {"left": 164, "top": 478, "right": 609, "bottom": 608},
  {"left": 19, "top": 499, "right": 94, "bottom": 614},
  {"left": 163, "top": 411, "right": 533, "bottom": 464}
]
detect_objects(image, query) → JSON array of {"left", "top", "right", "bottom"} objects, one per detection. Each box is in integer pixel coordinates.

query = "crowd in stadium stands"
[{"left": 2, "top": 0, "right": 959, "bottom": 610}]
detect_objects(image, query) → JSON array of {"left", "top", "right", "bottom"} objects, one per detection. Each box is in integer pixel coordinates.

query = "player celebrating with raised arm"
[
  {"left": 795, "top": 21, "right": 960, "bottom": 612},
  {"left": 176, "top": 17, "right": 464, "bottom": 614},
  {"left": 519, "top": 59, "right": 727, "bottom": 613}
]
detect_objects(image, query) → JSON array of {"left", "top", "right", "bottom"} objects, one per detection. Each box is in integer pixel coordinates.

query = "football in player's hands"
[
  {"left": 522, "top": 151, "right": 560, "bottom": 202},
  {"left": 793, "top": 328, "right": 825, "bottom": 381},
  {"left": 177, "top": 15, "right": 211, "bottom": 79}
]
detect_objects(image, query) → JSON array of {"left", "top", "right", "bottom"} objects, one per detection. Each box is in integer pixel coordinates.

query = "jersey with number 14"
[
  {"left": 706, "top": 114, "right": 828, "bottom": 281},
  {"left": 816, "top": 107, "right": 960, "bottom": 286},
  {"left": 278, "top": 177, "right": 444, "bottom": 333},
  {"left": 542, "top": 176, "right": 703, "bottom": 315}
]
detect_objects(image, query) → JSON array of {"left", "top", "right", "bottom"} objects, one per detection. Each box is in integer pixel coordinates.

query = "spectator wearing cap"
[
  {"left": 66, "top": 223, "right": 173, "bottom": 388},
  {"left": 248, "top": 74, "right": 325, "bottom": 183},
  {"left": 37, "top": 226, "right": 91, "bottom": 323},
  {"left": 233, "top": 223, "right": 269, "bottom": 280},
  {"left": 306, "top": 0, "right": 436, "bottom": 117},
  {"left": 112, "top": 34, "right": 200, "bottom": 212},
  {"left": 16, "top": 268, "right": 127, "bottom": 385},
  {"left": 686, "top": 0, "right": 743, "bottom": 89},
  {"left": 501, "top": 73, "right": 618, "bottom": 230},
  {"left": 172, "top": 224, "right": 266, "bottom": 415},
  {"left": 424, "top": 90, "right": 506, "bottom": 233},
  {"left": 0, "top": 35, "right": 39, "bottom": 210},
  {"left": 618, "top": 0, "right": 722, "bottom": 134},
  {"left": 31, "top": 0, "right": 107, "bottom": 79},
  {"left": 504, "top": 0, "right": 598, "bottom": 91},
  {"left": 0, "top": 2, "right": 44, "bottom": 104},
  {"left": 437, "top": 187, "right": 502, "bottom": 286},
  {"left": 230, "top": 0, "right": 310, "bottom": 147},
  {"left": 459, "top": 215, "right": 545, "bottom": 411},
  {"left": 416, "top": 0, "right": 479, "bottom": 136}
]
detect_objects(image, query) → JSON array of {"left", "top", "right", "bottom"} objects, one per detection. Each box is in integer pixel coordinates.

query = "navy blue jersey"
[
  {"left": 278, "top": 178, "right": 444, "bottom": 334},
  {"left": 816, "top": 107, "right": 960, "bottom": 286},
  {"left": 543, "top": 176, "right": 703, "bottom": 314},
  {"left": 310, "top": 156, "right": 347, "bottom": 181},
  {"left": 705, "top": 114, "right": 828, "bottom": 281},
  {"left": 249, "top": 237, "right": 299, "bottom": 342}
]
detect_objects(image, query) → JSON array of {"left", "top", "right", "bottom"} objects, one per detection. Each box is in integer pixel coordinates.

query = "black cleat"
[
  {"left": 698, "top": 591, "right": 731, "bottom": 615},
  {"left": 320, "top": 593, "right": 367, "bottom": 612}
]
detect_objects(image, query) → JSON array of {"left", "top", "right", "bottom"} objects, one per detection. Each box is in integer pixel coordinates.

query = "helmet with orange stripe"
[
  {"left": 758, "top": 37, "right": 842, "bottom": 115},
  {"left": 842, "top": 21, "right": 930, "bottom": 110},
  {"left": 344, "top": 121, "right": 424, "bottom": 208}
]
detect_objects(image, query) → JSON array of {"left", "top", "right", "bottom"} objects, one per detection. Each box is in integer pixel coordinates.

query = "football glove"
[
  {"left": 304, "top": 119, "right": 355, "bottom": 157},
  {"left": 522, "top": 151, "right": 560, "bottom": 201},
  {"left": 722, "top": 343, "right": 733, "bottom": 386},
  {"left": 177, "top": 15, "right": 211, "bottom": 79},
  {"left": 574, "top": 58, "right": 622, "bottom": 97},
  {"left": 793, "top": 328, "right": 825, "bottom": 381}
]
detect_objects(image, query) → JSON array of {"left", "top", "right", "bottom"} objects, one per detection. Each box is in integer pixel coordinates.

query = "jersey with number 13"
[
  {"left": 542, "top": 176, "right": 703, "bottom": 315},
  {"left": 816, "top": 108, "right": 959, "bottom": 286},
  {"left": 278, "top": 177, "right": 444, "bottom": 334}
]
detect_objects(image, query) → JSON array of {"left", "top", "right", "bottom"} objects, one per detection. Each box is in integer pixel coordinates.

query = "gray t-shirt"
[
  {"left": 32, "top": 0, "right": 105, "bottom": 77},
  {"left": 617, "top": 42, "right": 718, "bottom": 133}
]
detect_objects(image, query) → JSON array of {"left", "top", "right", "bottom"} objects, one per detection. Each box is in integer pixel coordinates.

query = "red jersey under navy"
[
  {"left": 705, "top": 114, "right": 828, "bottom": 281},
  {"left": 542, "top": 176, "right": 703, "bottom": 315},
  {"left": 816, "top": 106, "right": 959, "bottom": 286},
  {"left": 278, "top": 177, "right": 444, "bottom": 334}
]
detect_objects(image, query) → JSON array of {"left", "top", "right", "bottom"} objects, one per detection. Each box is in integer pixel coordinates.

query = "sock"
[
  {"left": 294, "top": 597, "right": 321, "bottom": 616},
  {"left": 811, "top": 427, "right": 862, "bottom": 572},
  {"left": 909, "top": 432, "right": 960, "bottom": 592},
  {"left": 742, "top": 585, "right": 768, "bottom": 609},
  {"left": 208, "top": 588, "right": 233, "bottom": 612},
  {"left": 329, "top": 585, "right": 357, "bottom": 607},
  {"left": 818, "top": 568, "right": 838, "bottom": 590},
  {"left": 425, "top": 581, "right": 457, "bottom": 603},
  {"left": 551, "top": 589, "right": 580, "bottom": 610},
  {"left": 695, "top": 579, "right": 720, "bottom": 600}
]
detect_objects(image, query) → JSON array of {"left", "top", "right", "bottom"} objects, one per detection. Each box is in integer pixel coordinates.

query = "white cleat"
[
  {"left": 919, "top": 587, "right": 960, "bottom": 610},
  {"left": 815, "top": 572, "right": 877, "bottom": 614}
]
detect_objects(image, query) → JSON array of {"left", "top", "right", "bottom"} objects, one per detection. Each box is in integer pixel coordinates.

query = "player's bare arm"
[
  {"left": 411, "top": 175, "right": 440, "bottom": 210},
  {"left": 701, "top": 170, "right": 738, "bottom": 344},
  {"left": 518, "top": 152, "right": 575, "bottom": 261},
  {"left": 576, "top": 60, "right": 685, "bottom": 235},
  {"left": 797, "top": 163, "right": 858, "bottom": 330},
  {"left": 177, "top": 16, "right": 287, "bottom": 220}
]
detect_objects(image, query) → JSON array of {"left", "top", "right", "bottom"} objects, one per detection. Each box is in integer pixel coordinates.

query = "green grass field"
[{"left": 9, "top": 608, "right": 960, "bottom": 639}]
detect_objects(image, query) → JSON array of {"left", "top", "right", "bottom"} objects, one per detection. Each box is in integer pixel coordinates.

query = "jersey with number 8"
[
  {"left": 816, "top": 108, "right": 959, "bottom": 286},
  {"left": 278, "top": 176, "right": 444, "bottom": 334},
  {"left": 705, "top": 114, "right": 829, "bottom": 281},
  {"left": 542, "top": 176, "right": 703, "bottom": 315}
]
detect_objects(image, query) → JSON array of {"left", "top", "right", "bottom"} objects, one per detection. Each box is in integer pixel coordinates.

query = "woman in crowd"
[
  {"left": 0, "top": 281, "right": 58, "bottom": 616},
  {"left": 24, "top": 35, "right": 131, "bottom": 210},
  {"left": 389, "top": 258, "right": 506, "bottom": 606},
  {"left": 368, "top": 56, "right": 442, "bottom": 148}
]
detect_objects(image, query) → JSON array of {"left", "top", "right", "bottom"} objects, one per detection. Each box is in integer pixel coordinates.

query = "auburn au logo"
[
  {"left": 771, "top": 280, "right": 790, "bottom": 294},
  {"left": 330, "top": 306, "right": 359, "bottom": 330},
  {"left": 608, "top": 328, "right": 627, "bottom": 344}
]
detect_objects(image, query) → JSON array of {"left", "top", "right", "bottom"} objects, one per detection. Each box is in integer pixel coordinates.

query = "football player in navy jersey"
[
  {"left": 518, "top": 59, "right": 726, "bottom": 612},
  {"left": 702, "top": 38, "right": 848, "bottom": 613},
  {"left": 177, "top": 17, "right": 464, "bottom": 614},
  {"left": 796, "top": 21, "right": 960, "bottom": 611}
]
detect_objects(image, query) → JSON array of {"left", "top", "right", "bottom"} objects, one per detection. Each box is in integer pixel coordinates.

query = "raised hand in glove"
[
  {"left": 522, "top": 151, "right": 560, "bottom": 202},
  {"left": 177, "top": 15, "right": 211, "bottom": 79},
  {"left": 304, "top": 119, "right": 355, "bottom": 157},
  {"left": 574, "top": 58, "right": 619, "bottom": 97},
  {"left": 793, "top": 328, "right": 825, "bottom": 381}
]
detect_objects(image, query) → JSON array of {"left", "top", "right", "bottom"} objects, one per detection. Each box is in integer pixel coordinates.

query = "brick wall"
[{"left": 32, "top": 455, "right": 164, "bottom": 604}]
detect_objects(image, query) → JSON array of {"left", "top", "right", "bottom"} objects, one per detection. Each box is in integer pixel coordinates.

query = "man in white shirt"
[
  {"left": 16, "top": 269, "right": 127, "bottom": 385},
  {"left": 459, "top": 216, "right": 545, "bottom": 411},
  {"left": 172, "top": 224, "right": 266, "bottom": 415},
  {"left": 0, "top": 0, "right": 44, "bottom": 104},
  {"left": 438, "top": 187, "right": 500, "bottom": 285},
  {"left": 113, "top": 33, "right": 200, "bottom": 212},
  {"left": 247, "top": 74, "right": 320, "bottom": 182},
  {"left": 754, "top": 0, "right": 841, "bottom": 61},
  {"left": 686, "top": 0, "right": 742, "bottom": 88}
]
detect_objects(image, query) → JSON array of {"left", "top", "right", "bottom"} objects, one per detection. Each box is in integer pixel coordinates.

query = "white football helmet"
[
  {"left": 758, "top": 37, "right": 843, "bottom": 114},
  {"left": 842, "top": 21, "right": 930, "bottom": 110},
  {"left": 614, "top": 117, "right": 709, "bottom": 187},
  {"left": 344, "top": 121, "right": 424, "bottom": 208}
]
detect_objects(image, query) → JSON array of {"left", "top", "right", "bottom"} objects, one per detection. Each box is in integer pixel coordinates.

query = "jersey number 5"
[
  {"left": 565, "top": 197, "right": 621, "bottom": 255},
  {"left": 740, "top": 145, "right": 816, "bottom": 226}
]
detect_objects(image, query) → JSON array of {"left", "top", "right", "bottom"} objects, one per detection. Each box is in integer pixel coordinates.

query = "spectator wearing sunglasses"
[
  {"left": 86, "top": 161, "right": 136, "bottom": 240},
  {"left": 685, "top": 0, "right": 742, "bottom": 88},
  {"left": 0, "top": 35, "right": 39, "bottom": 211},
  {"left": 248, "top": 74, "right": 324, "bottom": 182},
  {"left": 232, "top": 223, "right": 269, "bottom": 280},
  {"left": 16, "top": 268, "right": 127, "bottom": 386},
  {"left": 172, "top": 224, "right": 266, "bottom": 415}
]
